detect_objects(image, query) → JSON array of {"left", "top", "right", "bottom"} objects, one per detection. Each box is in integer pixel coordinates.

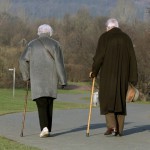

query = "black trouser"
[{"left": 35, "top": 97, "right": 54, "bottom": 132}]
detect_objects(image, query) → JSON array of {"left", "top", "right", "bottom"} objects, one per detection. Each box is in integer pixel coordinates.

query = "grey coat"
[{"left": 19, "top": 34, "right": 67, "bottom": 100}]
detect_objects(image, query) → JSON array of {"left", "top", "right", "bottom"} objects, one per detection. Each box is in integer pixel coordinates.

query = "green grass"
[
  {"left": 0, "top": 88, "right": 35, "bottom": 115},
  {"left": 0, "top": 136, "right": 40, "bottom": 150},
  {"left": 134, "top": 100, "right": 150, "bottom": 104},
  {"left": 67, "top": 81, "right": 91, "bottom": 86},
  {"left": 58, "top": 89, "right": 89, "bottom": 94},
  {"left": 0, "top": 88, "right": 89, "bottom": 115}
]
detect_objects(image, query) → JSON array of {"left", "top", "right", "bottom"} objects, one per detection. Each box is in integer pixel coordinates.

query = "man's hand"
[{"left": 89, "top": 72, "right": 95, "bottom": 78}]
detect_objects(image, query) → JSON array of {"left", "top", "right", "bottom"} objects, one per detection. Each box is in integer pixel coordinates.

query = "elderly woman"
[
  {"left": 19, "top": 24, "right": 67, "bottom": 137},
  {"left": 90, "top": 18, "right": 138, "bottom": 136}
]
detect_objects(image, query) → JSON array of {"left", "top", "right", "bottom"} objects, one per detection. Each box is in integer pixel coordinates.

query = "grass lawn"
[
  {"left": 0, "top": 136, "right": 40, "bottom": 150},
  {"left": 0, "top": 88, "right": 89, "bottom": 115}
]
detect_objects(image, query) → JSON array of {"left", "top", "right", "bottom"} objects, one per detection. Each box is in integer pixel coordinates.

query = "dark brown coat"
[{"left": 92, "top": 28, "right": 138, "bottom": 115}]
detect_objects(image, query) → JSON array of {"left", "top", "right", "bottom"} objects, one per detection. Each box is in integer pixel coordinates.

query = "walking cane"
[
  {"left": 86, "top": 77, "right": 95, "bottom": 137},
  {"left": 20, "top": 81, "right": 29, "bottom": 137}
]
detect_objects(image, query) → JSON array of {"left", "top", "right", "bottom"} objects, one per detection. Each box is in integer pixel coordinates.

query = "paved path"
[{"left": 0, "top": 94, "right": 150, "bottom": 150}]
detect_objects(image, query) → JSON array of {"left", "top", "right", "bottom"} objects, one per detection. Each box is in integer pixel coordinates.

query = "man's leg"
[
  {"left": 116, "top": 114, "right": 125, "bottom": 135},
  {"left": 104, "top": 113, "right": 116, "bottom": 135}
]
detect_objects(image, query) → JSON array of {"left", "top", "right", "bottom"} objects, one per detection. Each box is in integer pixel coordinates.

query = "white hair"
[
  {"left": 106, "top": 18, "right": 119, "bottom": 28},
  {"left": 37, "top": 24, "right": 53, "bottom": 36}
]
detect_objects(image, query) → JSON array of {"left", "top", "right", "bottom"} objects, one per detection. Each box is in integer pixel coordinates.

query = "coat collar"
[
  {"left": 108, "top": 27, "right": 122, "bottom": 33},
  {"left": 39, "top": 33, "right": 51, "bottom": 38}
]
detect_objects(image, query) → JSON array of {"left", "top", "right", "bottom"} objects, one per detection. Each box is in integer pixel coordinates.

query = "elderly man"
[
  {"left": 89, "top": 18, "right": 138, "bottom": 136},
  {"left": 19, "top": 24, "right": 67, "bottom": 137}
]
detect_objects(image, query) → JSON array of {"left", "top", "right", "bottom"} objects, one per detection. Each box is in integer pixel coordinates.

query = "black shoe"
[{"left": 114, "top": 132, "right": 123, "bottom": 137}]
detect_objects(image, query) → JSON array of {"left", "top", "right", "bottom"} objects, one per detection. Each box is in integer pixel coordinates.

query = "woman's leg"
[
  {"left": 36, "top": 97, "right": 49, "bottom": 131},
  {"left": 47, "top": 97, "right": 54, "bottom": 132}
]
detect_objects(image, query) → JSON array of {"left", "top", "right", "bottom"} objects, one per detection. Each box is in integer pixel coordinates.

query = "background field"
[{"left": 0, "top": 84, "right": 91, "bottom": 115}]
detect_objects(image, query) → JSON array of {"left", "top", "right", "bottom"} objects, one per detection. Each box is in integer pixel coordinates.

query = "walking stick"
[
  {"left": 20, "top": 81, "right": 29, "bottom": 137},
  {"left": 86, "top": 77, "right": 95, "bottom": 137}
]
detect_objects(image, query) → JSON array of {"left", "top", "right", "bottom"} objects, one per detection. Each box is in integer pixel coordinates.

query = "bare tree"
[
  {"left": 15, "top": 6, "right": 29, "bottom": 23},
  {"left": 110, "top": 0, "right": 137, "bottom": 26},
  {"left": 0, "top": 0, "right": 11, "bottom": 13}
]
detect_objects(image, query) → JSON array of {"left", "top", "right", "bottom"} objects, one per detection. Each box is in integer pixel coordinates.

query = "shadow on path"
[
  {"left": 124, "top": 124, "right": 150, "bottom": 136},
  {"left": 19, "top": 123, "right": 150, "bottom": 137},
  {"left": 52, "top": 123, "right": 105, "bottom": 137},
  {"left": 52, "top": 123, "right": 150, "bottom": 137}
]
